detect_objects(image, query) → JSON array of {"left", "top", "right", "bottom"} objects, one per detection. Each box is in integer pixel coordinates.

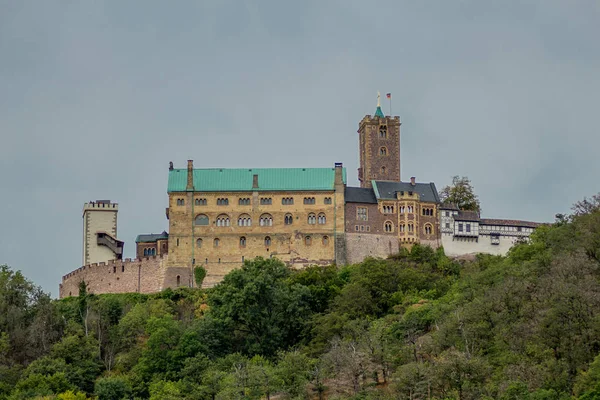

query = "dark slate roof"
[
  {"left": 373, "top": 181, "right": 440, "bottom": 203},
  {"left": 136, "top": 231, "right": 169, "bottom": 243},
  {"left": 454, "top": 210, "right": 481, "bottom": 222},
  {"left": 345, "top": 187, "right": 377, "bottom": 204},
  {"left": 440, "top": 203, "right": 460, "bottom": 210},
  {"left": 480, "top": 219, "right": 543, "bottom": 228}
]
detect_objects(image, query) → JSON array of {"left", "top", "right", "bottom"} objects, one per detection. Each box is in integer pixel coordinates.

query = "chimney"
[
  {"left": 252, "top": 174, "right": 259, "bottom": 189},
  {"left": 186, "top": 160, "right": 194, "bottom": 191},
  {"left": 334, "top": 163, "right": 344, "bottom": 192},
  {"left": 410, "top": 176, "right": 416, "bottom": 186},
  {"left": 169, "top": 161, "right": 173, "bottom": 171}
]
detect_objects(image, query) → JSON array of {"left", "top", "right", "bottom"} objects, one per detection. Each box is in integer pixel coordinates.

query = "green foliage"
[
  {"left": 208, "top": 257, "right": 312, "bottom": 356},
  {"left": 94, "top": 376, "right": 131, "bottom": 400},
  {"left": 439, "top": 175, "right": 481, "bottom": 213},
  {"left": 4, "top": 205, "right": 600, "bottom": 399},
  {"left": 194, "top": 266, "right": 207, "bottom": 288}
]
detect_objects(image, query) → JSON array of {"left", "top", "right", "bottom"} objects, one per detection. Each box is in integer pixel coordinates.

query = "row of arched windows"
[
  {"left": 382, "top": 205, "right": 394, "bottom": 213},
  {"left": 196, "top": 235, "right": 329, "bottom": 248},
  {"left": 399, "top": 206, "right": 414, "bottom": 214},
  {"left": 194, "top": 213, "right": 327, "bottom": 226},
  {"left": 191, "top": 196, "right": 332, "bottom": 206},
  {"left": 143, "top": 248, "right": 156, "bottom": 256}
]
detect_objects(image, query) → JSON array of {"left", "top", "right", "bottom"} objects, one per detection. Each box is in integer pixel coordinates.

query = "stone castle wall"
[{"left": 59, "top": 255, "right": 193, "bottom": 298}]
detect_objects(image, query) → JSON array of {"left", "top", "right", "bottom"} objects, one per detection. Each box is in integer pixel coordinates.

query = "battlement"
[
  {"left": 61, "top": 254, "right": 167, "bottom": 282},
  {"left": 83, "top": 200, "right": 118, "bottom": 211},
  {"left": 359, "top": 115, "right": 401, "bottom": 124},
  {"left": 59, "top": 254, "right": 177, "bottom": 298}
]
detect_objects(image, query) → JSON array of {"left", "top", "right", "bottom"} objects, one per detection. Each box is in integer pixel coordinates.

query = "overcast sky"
[{"left": 1, "top": 1, "right": 599, "bottom": 296}]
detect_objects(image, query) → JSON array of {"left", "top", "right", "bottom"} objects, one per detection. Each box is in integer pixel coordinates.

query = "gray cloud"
[{"left": 1, "top": 1, "right": 599, "bottom": 296}]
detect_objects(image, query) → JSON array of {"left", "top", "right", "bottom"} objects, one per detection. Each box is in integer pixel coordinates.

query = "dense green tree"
[
  {"left": 439, "top": 175, "right": 481, "bottom": 213},
  {"left": 94, "top": 376, "right": 131, "bottom": 400},
  {"left": 208, "top": 258, "right": 312, "bottom": 356}
]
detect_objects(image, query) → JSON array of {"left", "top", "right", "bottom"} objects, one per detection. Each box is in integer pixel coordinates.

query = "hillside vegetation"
[{"left": 2, "top": 206, "right": 600, "bottom": 399}]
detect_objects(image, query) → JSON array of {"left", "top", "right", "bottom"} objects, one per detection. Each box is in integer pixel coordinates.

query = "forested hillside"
[{"left": 2, "top": 205, "right": 600, "bottom": 399}]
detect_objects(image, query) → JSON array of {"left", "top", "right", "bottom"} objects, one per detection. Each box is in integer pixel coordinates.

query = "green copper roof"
[
  {"left": 168, "top": 167, "right": 346, "bottom": 193},
  {"left": 374, "top": 106, "right": 384, "bottom": 118}
]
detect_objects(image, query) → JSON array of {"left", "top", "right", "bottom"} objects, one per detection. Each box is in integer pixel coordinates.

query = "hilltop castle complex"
[{"left": 59, "top": 100, "right": 542, "bottom": 298}]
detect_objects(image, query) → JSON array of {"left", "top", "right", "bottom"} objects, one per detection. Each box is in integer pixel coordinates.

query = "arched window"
[
  {"left": 307, "top": 213, "right": 316, "bottom": 224},
  {"left": 143, "top": 248, "right": 148, "bottom": 256},
  {"left": 305, "top": 236, "right": 312, "bottom": 246},
  {"left": 264, "top": 236, "right": 271, "bottom": 246},
  {"left": 216, "top": 214, "right": 230, "bottom": 227},
  {"left": 384, "top": 221, "right": 393, "bottom": 233},
  {"left": 400, "top": 224, "right": 405, "bottom": 232},
  {"left": 322, "top": 236, "right": 329, "bottom": 246},
  {"left": 284, "top": 213, "right": 293, "bottom": 225},
  {"left": 240, "top": 236, "right": 246, "bottom": 247},
  {"left": 260, "top": 214, "right": 273, "bottom": 226},
  {"left": 379, "top": 125, "right": 387, "bottom": 139},
  {"left": 425, "top": 224, "right": 433, "bottom": 235},
  {"left": 318, "top": 213, "right": 326, "bottom": 224},
  {"left": 238, "top": 214, "right": 252, "bottom": 227},
  {"left": 176, "top": 275, "right": 181, "bottom": 287},
  {"left": 195, "top": 214, "right": 209, "bottom": 226},
  {"left": 151, "top": 248, "right": 156, "bottom": 256},
  {"left": 408, "top": 224, "right": 414, "bottom": 233},
  {"left": 381, "top": 166, "right": 386, "bottom": 174},
  {"left": 214, "top": 238, "right": 220, "bottom": 247},
  {"left": 196, "top": 238, "right": 202, "bottom": 248},
  {"left": 379, "top": 147, "right": 388, "bottom": 156}
]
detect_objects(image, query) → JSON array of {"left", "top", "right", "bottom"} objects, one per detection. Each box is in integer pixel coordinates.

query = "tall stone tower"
[
  {"left": 82, "top": 200, "right": 123, "bottom": 265},
  {"left": 358, "top": 94, "right": 401, "bottom": 188}
]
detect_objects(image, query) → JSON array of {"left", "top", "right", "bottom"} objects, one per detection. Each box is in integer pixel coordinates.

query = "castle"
[{"left": 59, "top": 98, "right": 542, "bottom": 298}]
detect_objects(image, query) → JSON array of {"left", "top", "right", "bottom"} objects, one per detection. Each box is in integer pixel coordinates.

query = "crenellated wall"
[{"left": 59, "top": 254, "right": 193, "bottom": 298}]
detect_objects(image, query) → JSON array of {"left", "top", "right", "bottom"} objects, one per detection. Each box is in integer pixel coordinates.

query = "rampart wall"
[
  {"left": 59, "top": 254, "right": 193, "bottom": 298},
  {"left": 345, "top": 233, "right": 400, "bottom": 264}
]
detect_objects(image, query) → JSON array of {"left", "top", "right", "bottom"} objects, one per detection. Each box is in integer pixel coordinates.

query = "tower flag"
[{"left": 386, "top": 93, "right": 392, "bottom": 116}]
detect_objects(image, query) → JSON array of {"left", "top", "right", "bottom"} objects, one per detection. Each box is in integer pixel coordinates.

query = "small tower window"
[
  {"left": 264, "top": 236, "right": 271, "bottom": 246},
  {"left": 284, "top": 213, "right": 293, "bottom": 225},
  {"left": 176, "top": 198, "right": 185, "bottom": 206},
  {"left": 322, "top": 236, "right": 329, "bottom": 246},
  {"left": 240, "top": 236, "right": 246, "bottom": 247},
  {"left": 318, "top": 213, "right": 326, "bottom": 224},
  {"left": 384, "top": 221, "right": 394, "bottom": 233},
  {"left": 381, "top": 166, "right": 386, "bottom": 174},
  {"left": 216, "top": 214, "right": 230, "bottom": 227},
  {"left": 260, "top": 214, "right": 273, "bottom": 226},
  {"left": 196, "top": 238, "right": 202, "bottom": 248},
  {"left": 379, "top": 125, "right": 387, "bottom": 139},
  {"left": 379, "top": 147, "right": 388, "bottom": 156},
  {"left": 425, "top": 224, "right": 433, "bottom": 235},
  {"left": 214, "top": 238, "right": 220, "bottom": 247},
  {"left": 195, "top": 214, "right": 209, "bottom": 226},
  {"left": 176, "top": 275, "right": 181, "bottom": 287},
  {"left": 238, "top": 214, "right": 252, "bottom": 226}
]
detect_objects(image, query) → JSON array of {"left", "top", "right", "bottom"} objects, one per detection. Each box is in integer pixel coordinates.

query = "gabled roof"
[
  {"left": 372, "top": 181, "right": 440, "bottom": 203},
  {"left": 136, "top": 231, "right": 169, "bottom": 243},
  {"left": 168, "top": 168, "right": 346, "bottom": 193},
  {"left": 454, "top": 210, "right": 480, "bottom": 222},
  {"left": 345, "top": 187, "right": 377, "bottom": 204}
]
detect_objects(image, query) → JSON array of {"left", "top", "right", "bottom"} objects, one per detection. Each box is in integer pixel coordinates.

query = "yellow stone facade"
[{"left": 166, "top": 166, "right": 345, "bottom": 287}]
